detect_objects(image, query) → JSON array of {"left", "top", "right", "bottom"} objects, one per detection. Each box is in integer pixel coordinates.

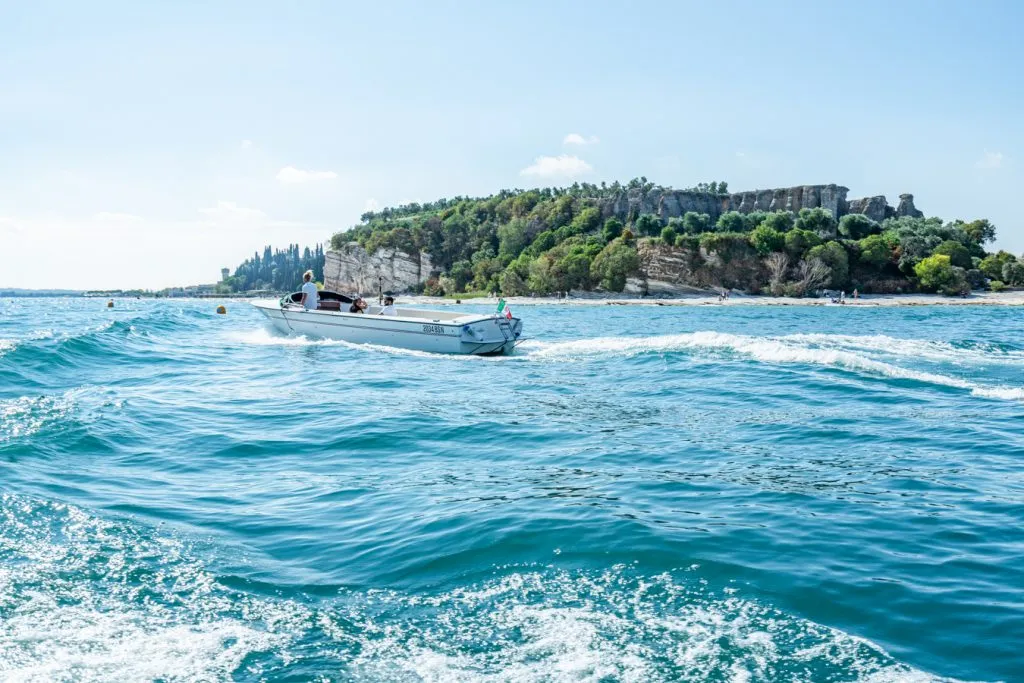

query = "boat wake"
[
  {"left": 0, "top": 493, "right": 958, "bottom": 682},
  {"left": 229, "top": 325, "right": 1023, "bottom": 400},
  {"left": 520, "top": 332, "right": 1024, "bottom": 401}
]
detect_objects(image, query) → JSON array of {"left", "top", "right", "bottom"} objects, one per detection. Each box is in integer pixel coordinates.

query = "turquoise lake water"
[{"left": 1, "top": 298, "right": 1022, "bottom": 682}]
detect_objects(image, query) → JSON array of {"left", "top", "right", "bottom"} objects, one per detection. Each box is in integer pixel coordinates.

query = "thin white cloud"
[
  {"left": 520, "top": 154, "right": 593, "bottom": 179},
  {"left": 198, "top": 201, "right": 267, "bottom": 223},
  {"left": 275, "top": 166, "right": 339, "bottom": 184},
  {"left": 976, "top": 151, "right": 1004, "bottom": 169},
  {"left": 240, "top": 139, "right": 253, "bottom": 150},
  {"left": 92, "top": 211, "right": 143, "bottom": 223},
  {"left": 364, "top": 198, "right": 380, "bottom": 212},
  {"left": 563, "top": 133, "right": 599, "bottom": 146}
]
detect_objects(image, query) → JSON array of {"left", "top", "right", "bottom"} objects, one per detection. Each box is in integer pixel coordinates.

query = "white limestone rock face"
[{"left": 323, "top": 242, "right": 433, "bottom": 295}]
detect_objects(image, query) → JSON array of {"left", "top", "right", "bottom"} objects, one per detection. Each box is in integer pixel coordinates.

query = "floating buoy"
[
  {"left": 107, "top": 300, "right": 114, "bottom": 308},
  {"left": 216, "top": 305, "right": 227, "bottom": 315}
]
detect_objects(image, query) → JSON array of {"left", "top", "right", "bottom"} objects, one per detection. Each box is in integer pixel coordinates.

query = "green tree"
[
  {"left": 961, "top": 219, "right": 997, "bottom": 245},
  {"left": 449, "top": 260, "right": 474, "bottom": 292},
  {"left": 794, "top": 208, "right": 838, "bottom": 239},
  {"left": 527, "top": 230, "right": 557, "bottom": 256},
  {"left": 784, "top": 229, "right": 822, "bottom": 258},
  {"left": 932, "top": 240, "right": 972, "bottom": 269},
  {"left": 527, "top": 256, "right": 557, "bottom": 293},
  {"left": 914, "top": 254, "right": 958, "bottom": 292},
  {"left": 760, "top": 211, "right": 795, "bottom": 233},
  {"left": 569, "top": 206, "right": 602, "bottom": 235},
  {"left": 716, "top": 211, "right": 747, "bottom": 232},
  {"left": 744, "top": 211, "right": 770, "bottom": 231},
  {"left": 1003, "top": 260, "right": 1024, "bottom": 286},
  {"left": 660, "top": 225, "right": 678, "bottom": 244},
  {"left": 602, "top": 217, "right": 623, "bottom": 242},
  {"left": 592, "top": 239, "right": 640, "bottom": 292},
  {"left": 500, "top": 269, "right": 528, "bottom": 296},
  {"left": 556, "top": 251, "right": 593, "bottom": 290},
  {"left": 805, "top": 241, "right": 849, "bottom": 289},
  {"left": 858, "top": 234, "right": 892, "bottom": 269},
  {"left": 497, "top": 218, "right": 530, "bottom": 260},
  {"left": 682, "top": 212, "right": 711, "bottom": 234},
  {"left": 838, "top": 214, "right": 879, "bottom": 240},
  {"left": 978, "top": 251, "right": 1017, "bottom": 280},
  {"left": 750, "top": 225, "right": 785, "bottom": 255},
  {"left": 634, "top": 213, "right": 662, "bottom": 237}
]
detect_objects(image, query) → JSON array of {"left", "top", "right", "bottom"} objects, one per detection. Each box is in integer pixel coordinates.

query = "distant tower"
[{"left": 220, "top": 268, "right": 230, "bottom": 282}]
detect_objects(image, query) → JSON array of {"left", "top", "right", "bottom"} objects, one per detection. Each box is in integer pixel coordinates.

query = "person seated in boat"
[
  {"left": 300, "top": 270, "right": 318, "bottom": 311},
  {"left": 378, "top": 296, "right": 397, "bottom": 316},
  {"left": 349, "top": 297, "right": 368, "bottom": 313}
]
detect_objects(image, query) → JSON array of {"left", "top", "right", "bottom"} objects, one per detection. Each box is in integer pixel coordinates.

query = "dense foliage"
[
  {"left": 222, "top": 244, "right": 326, "bottom": 293},
  {"left": 329, "top": 180, "right": 1019, "bottom": 297}
]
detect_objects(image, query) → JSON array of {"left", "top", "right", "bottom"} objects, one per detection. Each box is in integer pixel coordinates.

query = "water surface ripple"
[{"left": 1, "top": 298, "right": 1022, "bottom": 681}]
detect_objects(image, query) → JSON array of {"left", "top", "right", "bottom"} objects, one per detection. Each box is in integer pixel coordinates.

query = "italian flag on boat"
[{"left": 497, "top": 298, "right": 512, "bottom": 320}]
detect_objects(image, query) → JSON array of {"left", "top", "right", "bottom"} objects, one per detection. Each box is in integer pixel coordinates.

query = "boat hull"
[{"left": 251, "top": 301, "right": 522, "bottom": 355}]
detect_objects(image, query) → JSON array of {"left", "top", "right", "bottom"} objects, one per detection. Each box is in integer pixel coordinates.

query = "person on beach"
[
  {"left": 378, "top": 296, "right": 397, "bottom": 315},
  {"left": 349, "top": 297, "right": 368, "bottom": 313},
  {"left": 300, "top": 270, "right": 318, "bottom": 310}
]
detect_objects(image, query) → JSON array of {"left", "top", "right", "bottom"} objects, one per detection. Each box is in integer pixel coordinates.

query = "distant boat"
[{"left": 252, "top": 291, "right": 523, "bottom": 355}]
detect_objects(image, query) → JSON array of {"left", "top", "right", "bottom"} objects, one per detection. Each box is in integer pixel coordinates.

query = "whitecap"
[{"left": 522, "top": 332, "right": 1024, "bottom": 402}]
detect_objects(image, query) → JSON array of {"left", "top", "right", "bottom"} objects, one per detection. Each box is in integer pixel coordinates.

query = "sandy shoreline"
[{"left": 395, "top": 290, "right": 1024, "bottom": 308}]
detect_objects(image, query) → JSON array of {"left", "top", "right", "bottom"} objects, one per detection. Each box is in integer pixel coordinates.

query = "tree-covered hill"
[{"left": 325, "top": 179, "right": 1021, "bottom": 296}]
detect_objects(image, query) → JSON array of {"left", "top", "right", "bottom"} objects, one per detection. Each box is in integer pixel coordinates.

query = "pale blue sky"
[{"left": 1, "top": 0, "right": 1021, "bottom": 289}]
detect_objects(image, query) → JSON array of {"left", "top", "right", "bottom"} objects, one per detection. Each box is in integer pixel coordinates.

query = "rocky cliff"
[
  {"left": 323, "top": 242, "right": 433, "bottom": 294},
  {"left": 598, "top": 184, "right": 923, "bottom": 223},
  {"left": 636, "top": 240, "right": 767, "bottom": 295}
]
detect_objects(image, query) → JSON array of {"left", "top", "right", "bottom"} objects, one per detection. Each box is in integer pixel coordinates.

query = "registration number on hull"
[{"left": 422, "top": 324, "right": 447, "bottom": 335}]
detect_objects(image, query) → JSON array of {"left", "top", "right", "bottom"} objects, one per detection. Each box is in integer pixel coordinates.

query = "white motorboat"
[{"left": 252, "top": 291, "right": 523, "bottom": 355}]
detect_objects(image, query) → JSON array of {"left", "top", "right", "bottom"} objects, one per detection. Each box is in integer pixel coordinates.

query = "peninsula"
[{"left": 224, "top": 180, "right": 1022, "bottom": 300}]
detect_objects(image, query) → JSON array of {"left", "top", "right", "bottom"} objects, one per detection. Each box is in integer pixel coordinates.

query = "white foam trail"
[
  {"left": 225, "top": 328, "right": 348, "bottom": 347},
  {"left": 783, "top": 333, "right": 1024, "bottom": 364},
  {"left": 349, "top": 570, "right": 962, "bottom": 683},
  {"left": 229, "top": 328, "right": 1022, "bottom": 399},
  {"left": 0, "top": 495, "right": 297, "bottom": 682},
  {"left": 524, "top": 332, "right": 1024, "bottom": 402},
  {"left": 1, "top": 495, "right": 966, "bottom": 682}
]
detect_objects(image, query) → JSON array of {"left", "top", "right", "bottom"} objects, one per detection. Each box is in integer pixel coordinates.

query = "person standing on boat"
[{"left": 300, "top": 270, "right": 319, "bottom": 311}]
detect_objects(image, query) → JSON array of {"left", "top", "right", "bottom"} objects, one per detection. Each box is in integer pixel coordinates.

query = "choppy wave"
[
  {"left": 0, "top": 494, "right": 293, "bottom": 682},
  {"left": 0, "top": 494, "right": 953, "bottom": 682},
  {"left": 0, "top": 387, "right": 121, "bottom": 445},
  {"left": 522, "top": 332, "right": 1024, "bottom": 401}
]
